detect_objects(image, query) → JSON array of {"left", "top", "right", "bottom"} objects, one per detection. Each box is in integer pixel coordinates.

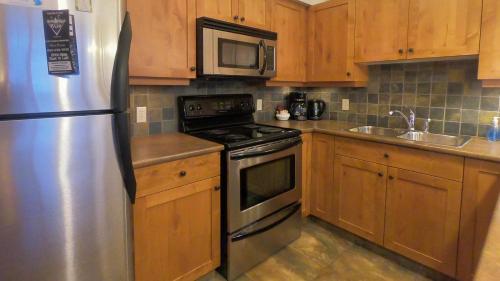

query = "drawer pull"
[
  {"left": 179, "top": 171, "right": 187, "bottom": 177},
  {"left": 389, "top": 175, "right": 394, "bottom": 180},
  {"left": 384, "top": 153, "right": 389, "bottom": 158},
  {"left": 214, "top": 186, "right": 221, "bottom": 191},
  {"left": 378, "top": 172, "right": 384, "bottom": 177}
]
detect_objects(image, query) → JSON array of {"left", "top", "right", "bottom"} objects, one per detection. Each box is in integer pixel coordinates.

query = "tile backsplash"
[{"left": 129, "top": 60, "right": 500, "bottom": 138}]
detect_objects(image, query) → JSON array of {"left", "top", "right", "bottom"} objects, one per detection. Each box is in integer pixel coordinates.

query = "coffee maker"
[{"left": 289, "top": 92, "right": 307, "bottom": 121}]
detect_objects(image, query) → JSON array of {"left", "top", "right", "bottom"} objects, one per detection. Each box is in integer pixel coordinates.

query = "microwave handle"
[{"left": 259, "top": 40, "right": 267, "bottom": 75}]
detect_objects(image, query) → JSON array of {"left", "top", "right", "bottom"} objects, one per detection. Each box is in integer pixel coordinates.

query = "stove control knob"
[
  {"left": 196, "top": 104, "right": 202, "bottom": 110},
  {"left": 188, "top": 105, "right": 195, "bottom": 111}
]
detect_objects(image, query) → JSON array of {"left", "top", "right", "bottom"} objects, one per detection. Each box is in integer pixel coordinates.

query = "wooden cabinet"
[
  {"left": 478, "top": 0, "right": 500, "bottom": 87},
  {"left": 355, "top": 0, "right": 481, "bottom": 63},
  {"left": 268, "top": 0, "right": 307, "bottom": 84},
  {"left": 308, "top": 0, "right": 367, "bottom": 83},
  {"left": 333, "top": 155, "right": 387, "bottom": 245},
  {"left": 128, "top": 0, "right": 196, "bottom": 85},
  {"left": 354, "top": 0, "right": 409, "bottom": 63},
  {"left": 458, "top": 159, "right": 500, "bottom": 281},
  {"left": 196, "top": 0, "right": 235, "bottom": 23},
  {"left": 301, "top": 133, "right": 312, "bottom": 217},
  {"left": 133, "top": 154, "right": 221, "bottom": 281},
  {"left": 385, "top": 168, "right": 462, "bottom": 277},
  {"left": 310, "top": 134, "right": 335, "bottom": 223},
  {"left": 197, "top": 0, "right": 270, "bottom": 29}
]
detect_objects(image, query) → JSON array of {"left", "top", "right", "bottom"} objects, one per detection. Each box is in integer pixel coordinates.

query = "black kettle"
[{"left": 307, "top": 99, "right": 326, "bottom": 120}]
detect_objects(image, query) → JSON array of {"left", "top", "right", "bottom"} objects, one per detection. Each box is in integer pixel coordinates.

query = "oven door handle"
[
  {"left": 230, "top": 138, "right": 302, "bottom": 160},
  {"left": 231, "top": 203, "right": 301, "bottom": 242},
  {"left": 259, "top": 40, "right": 267, "bottom": 75}
]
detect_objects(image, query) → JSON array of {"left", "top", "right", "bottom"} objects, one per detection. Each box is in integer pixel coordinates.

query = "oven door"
[
  {"left": 202, "top": 28, "right": 276, "bottom": 78},
  {"left": 227, "top": 137, "right": 302, "bottom": 233}
]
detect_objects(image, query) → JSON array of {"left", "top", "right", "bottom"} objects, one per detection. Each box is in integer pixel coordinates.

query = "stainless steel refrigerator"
[{"left": 0, "top": 1, "right": 136, "bottom": 280}]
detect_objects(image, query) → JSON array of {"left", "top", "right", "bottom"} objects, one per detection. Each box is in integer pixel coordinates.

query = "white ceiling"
[{"left": 298, "top": 0, "right": 328, "bottom": 4}]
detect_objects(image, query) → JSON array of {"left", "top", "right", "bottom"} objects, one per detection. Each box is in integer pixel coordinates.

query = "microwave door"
[{"left": 212, "top": 30, "right": 262, "bottom": 76}]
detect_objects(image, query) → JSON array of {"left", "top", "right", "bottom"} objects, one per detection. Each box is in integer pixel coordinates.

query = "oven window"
[
  {"left": 240, "top": 156, "right": 295, "bottom": 211},
  {"left": 218, "top": 38, "right": 259, "bottom": 69}
]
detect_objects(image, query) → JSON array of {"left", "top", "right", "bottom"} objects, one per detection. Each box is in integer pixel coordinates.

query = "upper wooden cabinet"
[
  {"left": 384, "top": 168, "right": 462, "bottom": 277},
  {"left": 308, "top": 0, "right": 367, "bottom": 83},
  {"left": 354, "top": 0, "right": 409, "bottom": 63},
  {"left": 128, "top": 0, "right": 196, "bottom": 85},
  {"left": 268, "top": 0, "right": 307, "bottom": 84},
  {"left": 355, "top": 0, "right": 482, "bottom": 63},
  {"left": 478, "top": 0, "right": 500, "bottom": 86},
  {"left": 333, "top": 155, "right": 387, "bottom": 245},
  {"left": 197, "top": 0, "right": 270, "bottom": 30}
]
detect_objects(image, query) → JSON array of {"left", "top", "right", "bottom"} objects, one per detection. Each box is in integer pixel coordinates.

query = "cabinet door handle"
[
  {"left": 240, "top": 17, "right": 245, "bottom": 22},
  {"left": 214, "top": 186, "right": 221, "bottom": 191},
  {"left": 389, "top": 175, "right": 394, "bottom": 180},
  {"left": 179, "top": 170, "right": 187, "bottom": 177},
  {"left": 398, "top": 49, "right": 404, "bottom": 54},
  {"left": 384, "top": 153, "right": 389, "bottom": 158},
  {"left": 233, "top": 15, "right": 239, "bottom": 20},
  {"left": 408, "top": 48, "right": 414, "bottom": 53},
  {"left": 346, "top": 72, "right": 351, "bottom": 76},
  {"left": 378, "top": 172, "right": 384, "bottom": 177},
  {"left": 190, "top": 66, "right": 196, "bottom": 72}
]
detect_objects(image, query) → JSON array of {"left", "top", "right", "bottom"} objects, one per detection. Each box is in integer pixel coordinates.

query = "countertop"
[
  {"left": 261, "top": 120, "right": 500, "bottom": 163},
  {"left": 131, "top": 132, "right": 224, "bottom": 168}
]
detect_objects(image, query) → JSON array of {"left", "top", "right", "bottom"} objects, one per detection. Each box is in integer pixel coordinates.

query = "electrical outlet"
[
  {"left": 136, "top": 107, "right": 147, "bottom": 123},
  {"left": 342, "top": 99, "right": 350, "bottom": 111},
  {"left": 256, "top": 99, "right": 263, "bottom": 111}
]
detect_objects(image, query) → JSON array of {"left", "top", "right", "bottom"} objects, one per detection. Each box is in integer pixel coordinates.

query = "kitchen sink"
[
  {"left": 348, "top": 126, "right": 472, "bottom": 147},
  {"left": 397, "top": 131, "right": 472, "bottom": 147},
  {"left": 348, "top": 126, "right": 406, "bottom": 137}
]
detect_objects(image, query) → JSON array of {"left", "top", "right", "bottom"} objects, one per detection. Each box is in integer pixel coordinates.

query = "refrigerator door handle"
[
  {"left": 111, "top": 12, "right": 132, "bottom": 113},
  {"left": 113, "top": 113, "right": 137, "bottom": 203}
]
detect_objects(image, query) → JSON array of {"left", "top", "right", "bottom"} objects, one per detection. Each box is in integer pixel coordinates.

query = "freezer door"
[
  {"left": 0, "top": 0, "right": 126, "bottom": 115},
  {"left": 0, "top": 114, "right": 133, "bottom": 281}
]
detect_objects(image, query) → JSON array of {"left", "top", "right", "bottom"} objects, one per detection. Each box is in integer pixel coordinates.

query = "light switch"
[
  {"left": 342, "top": 99, "right": 350, "bottom": 111},
  {"left": 256, "top": 99, "right": 263, "bottom": 111},
  {"left": 136, "top": 107, "right": 147, "bottom": 123}
]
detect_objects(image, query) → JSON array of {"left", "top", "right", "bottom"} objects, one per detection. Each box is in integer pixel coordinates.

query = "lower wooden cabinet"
[
  {"left": 310, "top": 134, "right": 335, "bottom": 223},
  {"left": 333, "top": 155, "right": 387, "bottom": 245},
  {"left": 134, "top": 176, "right": 221, "bottom": 281},
  {"left": 458, "top": 159, "right": 500, "bottom": 281},
  {"left": 384, "top": 168, "right": 462, "bottom": 277},
  {"left": 301, "top": 133, "right": 312, "bottom": 217}
]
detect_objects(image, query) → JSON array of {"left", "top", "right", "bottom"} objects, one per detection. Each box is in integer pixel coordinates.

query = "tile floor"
[{"left": 199, "top": 217, "right": 453, "bottom": 281}]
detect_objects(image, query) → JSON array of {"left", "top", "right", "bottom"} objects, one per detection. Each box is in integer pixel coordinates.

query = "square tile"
[
  {"left": 430, "top": 108, "right": 444, "bottom": 120},
  {"left": 430, "top": 95, "right": 446, "bottom": 107},
  {"left": 461, "top": 110, "right": 479, "bottom": 124},
  {"left": 446, "top": 96, "right": 463, "bottom": 109},
  {"left": 462, "top": 96, "right": 480, "bottom": 110},
  {"left": 444, "top": 122, "right": 460, "bottom": 136},
  {"left": 417, "top": 83, "right": 431, "bottom": 95},
  {"left": 416, "top": 95, "right": 430, "bottom": 107},
  {"left": 445, "top": 108, "right": 461, "bottom": 122},
  {"left": 460, "top": 123, "right": 478, "bottom": 136},
  {"left": 480, "top": 97, "right": 499, "bottom": 111}
]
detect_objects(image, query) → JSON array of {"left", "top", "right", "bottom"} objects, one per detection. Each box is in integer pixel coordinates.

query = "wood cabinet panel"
[
  {"left": 197, "top": 0, "right": 236, "bottom": 23},
  {"left": 354, "top": 0, "right": 410, "bottom": 63},
  {"left": 457, "top": 159, "right": 500, "bottom": 281},
  {"left": 135, "top": 153, "right": 220, "bottom": 198},
  {"left": 333, "top": 156, "right": 387, "bottom": 244},
  {"left": 478, "top": 0, "right": 500, "bottom": 81},
  {"left": 128, "top": 0, "right": 196, "bottom": 82},
  {"left": 335, "top": 137, "right": 464, "bottom": 181},
  {"left": 269, "top": 0, "right": 307, "bottom": 83},
  {"left": 407, "top": 0, "right": 481, "bottom": 59},
  {"left": 301, "top": 133, "right": 312, "bottom": 217},
  {"left": 237, "top": 0, "right": 270, "bottom": 29},
  {"left": 134, "top": 176, "right": 221, "bottom": 281},
  {"left": 310, "top": 134, "right": 335, "bottom": 223},
  {"left": 385, "top": 168, "right": 461, "bottom": 277}
]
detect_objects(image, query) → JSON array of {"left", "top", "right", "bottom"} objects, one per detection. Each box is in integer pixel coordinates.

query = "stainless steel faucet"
[{"left": 389, "top": 109, "right": 416, "bottom": 131}]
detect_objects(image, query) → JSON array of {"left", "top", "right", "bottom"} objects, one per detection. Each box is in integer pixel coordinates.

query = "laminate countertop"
[
  {"left": 132, "top": 133, "right": 224, "bottom": 168},
  {"left": 261, "top": 120, "right": 500, "bottom": 163}
]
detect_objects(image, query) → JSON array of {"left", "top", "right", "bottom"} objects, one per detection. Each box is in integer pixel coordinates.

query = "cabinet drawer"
[
  {"left": 335, "top": 137, "right": 464, "bottom": 181},
  {"left": 135, "top": 152, "right": 220, "bottom": 197}
]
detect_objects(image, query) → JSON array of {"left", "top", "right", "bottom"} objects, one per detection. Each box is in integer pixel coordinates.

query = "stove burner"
[
  {"left": 207, "top": 129, "right": 229, "bottom": 135},
  {"left": 258, "top": 127, "right": 284, "bottom": 134},
  {"left": 242, "top": 124, "right": 260, "bottom": 129},
  {"left": 225, "top": 134, "right": 249, "bottom": 141}
]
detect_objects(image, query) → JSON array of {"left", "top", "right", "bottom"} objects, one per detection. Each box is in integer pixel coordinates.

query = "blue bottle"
[{"left": 487, "top": 117, "right": 499, "bottom": 142}]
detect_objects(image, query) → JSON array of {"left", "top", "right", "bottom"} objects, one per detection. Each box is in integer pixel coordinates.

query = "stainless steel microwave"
[{"left": 196, "top": 17, "right": 277, "bottom": 78}]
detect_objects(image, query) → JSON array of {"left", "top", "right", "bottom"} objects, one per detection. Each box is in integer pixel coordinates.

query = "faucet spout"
[{"left": 389, "top": 109, "right": 416, "bottom": 131}]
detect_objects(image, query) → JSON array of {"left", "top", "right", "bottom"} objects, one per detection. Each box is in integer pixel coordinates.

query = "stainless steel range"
[{"left": 179, "top": 94, "right": 302, "bottom": 280}]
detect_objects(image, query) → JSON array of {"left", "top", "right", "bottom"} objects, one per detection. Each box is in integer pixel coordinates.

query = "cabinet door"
[
  {"left": 307, "top": 0, "right": 348, "bottom": 81},
  {"left": 128, "top": 0, "right": 196, "bottom": 81},
  {"left": 407, "top": 0, "right": 481, "bottom": 59},
  {"left": 478, "top": 0, "right": 500, "bottom": 81},
  {"left": 333, "top": 155, "right": 387, "bottom": 245},
  {"left": 270, "top": 0, "right": 307, "bottom": 83},
  {"left": 457, "top": 159, "right": 500, "bottom": 281},
  {"left": 197, "top": 0, "right": 236, "bottom": 23},
  {"left": 310, "top": 134, "right": 335, "bottom": 223},
  {"left": 385, "top": 168, "right": 461, "bottom": 277},
  {"left": 237, "top": 0, "right": 270, "bottom": 29},
  {"left": 354, "top": 0, "right": 409, "bottom": 63},
  {"left": 301, "top": 133, "right": 312, "bottom": 217},
  {"left": 134, "top": 177, "right": 221, "bottom": 281}
]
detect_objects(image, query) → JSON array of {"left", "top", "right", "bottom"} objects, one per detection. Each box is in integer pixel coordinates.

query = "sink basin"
[
  {"left": 348, "top": 126, "right": 406, "bottom": 137},
  {"left": 397, "top": 131, "right": 472, "bottom": 147}
]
